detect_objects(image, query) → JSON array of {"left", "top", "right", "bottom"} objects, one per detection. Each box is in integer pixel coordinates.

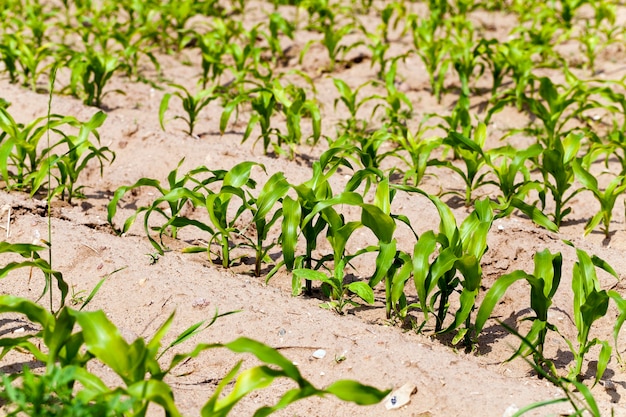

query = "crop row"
[{"left": 2, "top": 0, "right": 626, "bottom": 415}]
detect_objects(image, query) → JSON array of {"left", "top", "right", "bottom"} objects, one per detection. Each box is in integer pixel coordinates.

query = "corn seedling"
[
  {"left": 408, "top": 12, "right": 450, "bottom": 102},
  {"left": 393, "top": 185, "right": 494, "bottom": 344},
  {"left": 485, "top": 143, "right": 543, "bottom": 207},
  {"left": 44, "top": 110, "right": 114, "bottom": 204},
  {"left": 393, "top": 129, "right": 442, "bottom": 187},
  {"left": 431, "top": 123, "right": 490, "bottom": 206},
  {"left": 449, "top": 18, "right": 484, "bottom": 97},
  {"left": 372, "top": 59, "right": 413, "bottom": 135},
  {"left": 107, "top": 159, "right": 218, "bottom": 248},
  {"left": 333, "top": 78, "right": 379, "bottom": 134},
  {"left": 221, "top": 79, "right": 321, "bottom": 158},
  {"left": 66, "top": 48, "right": 127, "bottom": 107},
  {"left": 0, "top": 107, "right": 113, "bottom": 203},
  {"left": 292, "top": 176, "right": 395, "bottom": 312},
  {"left": 300, "top": 19, "right": 359, "bottom": 72},
  {"left": 476, "top": 249, "right": 563, "bottom": 370},
  {"left": 537, "top": 132, "right": 584, "bottom": 228},
  {"left": 159, "top": 83, "right": 220, "bottom": 137},
  {"left": 0, "top": 242, "right": 67, "bottom": 310},
  {"left": 196, "top": 19, "right": 241, "bottom": 87},
  {"left": 566, "top": 244, "right": 618, "bottom": 383},
  {"left": 265, "top": 12, "right": 296, "bottom": 65},
  {"left": 201, "top": 162, "right": 261, "bottom": 268},
  {"left": 572, "top": 159, "right": 626, "bottom": 238},
  {"left": 273, "top": 148, "right": 353, "bottom": 293}
]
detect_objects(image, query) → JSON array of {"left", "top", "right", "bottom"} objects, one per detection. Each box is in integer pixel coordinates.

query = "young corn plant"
[
  {"left": 449, "top": 18, "right": 484, "bottom": 97},
  {"left": 477, "top": 245, "right": 622, "bottom": 385},
  {"left": 107, "top": 160, "right": 219, "bottom": 250},
  {"left": 201, "top": 162, "right": 261, "bottom": 268},
  {"left": 264, "top": 12, "right": 296, "bottom": 65},
  {"left": 566, "top": 245, "right": 618, "bottom": 383},
  {"left": 221, "top": 80, "right": 321, "bottom": 158},
  {"left": 0, "top": 107, "right": 113, "bottom": 202},
  {"left": 485, "top": 143, "right": 543, "bottom": 208},
  {"left": 293, "top": 178, "right": 396, "bottom": 313},
  {"left": 43, "top": 111, "right": 115, "bottom": 204},
  {"left": 475, "top": 38, "right": 511, "bottom": 98},
  {"left": 392, "top": 185, "right": 494, "bottom": 345},
  {"left": 476, "top": 249, "right": 564, "bottom": 371},
  {"left": 408, "top": 12, "right": 450, "bottom": 102},
  {"left": 246, "top": 172, "right": 291, "bottom": 277},
  {"left": 66, "top": 48, "right": 127, "bottom": 107},
  {"left": 273, "top": 148, "right": 354, "bottom": 293},
  {"left": 224, "top": 25, "right": 270, "bottom": 86},
  {"left": 521, "top": 76, "right": 598, "bottom": 147},
  {"left": 332, "top": 78, "right": 379, "bottom": 134},
  {"left": 430, "top": 123, "right": 490, "bottom": 206},
  {"left": 572, "top": 159, "right": 626, "bottom": 238},
  {"left": 537, "top": 132, "right": 584, "bottom": 228},
  {"left": 300, "top": 19, "right": 359, "bottom": 72},
  {"left": 372, "top": 59, "right": 413, "bottom": 135},
  {"left": 159, "top": 84, "right": 220, "bottom": 137},
  {"left": 196, "top": 18, "right": 242, "bottom": 87}
]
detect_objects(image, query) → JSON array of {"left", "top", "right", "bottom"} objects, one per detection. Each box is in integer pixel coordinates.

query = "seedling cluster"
[{"left": 2, "top": 0, "right": 626, "bottom": 415}]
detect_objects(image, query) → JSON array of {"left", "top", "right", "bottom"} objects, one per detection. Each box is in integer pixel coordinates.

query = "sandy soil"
[{"left": 2, "top": 2, "right": 626, "bottom": 416}]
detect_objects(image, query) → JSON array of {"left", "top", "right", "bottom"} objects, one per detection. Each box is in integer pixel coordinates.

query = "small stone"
[
  {"left": 278, "top": 328, "right": 286, "bottom": 336},
  {"left": 502, "top": 405, "right": 519, "bottom": 417},
  {"left": 312, "top": 349, "right": 326, "bottom": 359}
]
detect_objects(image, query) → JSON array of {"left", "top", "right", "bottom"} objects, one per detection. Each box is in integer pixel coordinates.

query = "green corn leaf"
[
  {"left": 127, "top": 380, "right": 181, "bottom": 417},
  {"left": 0, "top": 242, "right": 45, "bottom": 257},
  {"left": 446, "top": 288, "right": 478, "bottom": 336},
  {"left": 572, "top": 158, "right": 598, "bottom": 191},
  {"left": 220, "top": 96, "right": 245, "bottom": 134},
  {"left": 608, "top": 290, "right": 626, "bottom": 363},
  {"left": 216, "top": 366, "right": 276, "bottom": 412},
  {"left": 370, "top": 239, "right": 397, "bottom": 287},
  {"left": 223, "top": 161, "right": 261, "bottom": 188},
  {"left": 0, "top": 295, "right": 53, "bottom": 333},
  {"left": 107, "top": 178, "right": 164, "bottom": 233},
  {"left": 533, "top": 249, "right": 562, "bottom": 299},
  {"left": 390, "top": 251, "right": 412, "bottom": 310},
  {"left": 412, "top": 231, "right": 437, "bottom": 317},
  {"left": 361, "top": 204, "right": 395, "bottom": 243},
  {"left": 475, "top": 270, "right": 530, "bottom": 334},
  {"left": 302, "top": 192, "right": 363, "bottom": 225},
  {"left": 346, "top": 281, "right": 374, "bottom": 305},
  {"left": 590, "top": 254, "right": 618, "bottom": 279},
  {"left": 329, "top": 221, "right": 362, "bottom": 260},
  {"left": 374, "top": 177, "right": 391, "bottom": 215},
  {"left": 569, "top": 380, "right": 601, "bottom": 417},
  {"left": 511, "top": 398, "right": 569, "bottom": 417},
  {"left": 580, "top": 289, "right": 609, "bottom": 330},
  {"left": 225, "top": 337, "right": 302, "bottom": 380},
  {"left": 254, "top": 172, "right": 290, "bottom": 222},
  {"left": 280, "top": 196, "right": 301, "bottom": 271},
  {"left": 324, "top": 379, "right": 390, "bottom": 405},
  {"left": 594, "top": 340, "right": 612, "bottom": 387},
  {"left": 201, "top": 360, "right": 243, "bottom": 417},
  {"left": 509, "top": 198, "right": 558, "bottom": 232},
  {"left": 159, "top": 92, "right": 172, "bottom": 130},
  {"left": 69, "top": 309, "right": 132, "bottom": 384}
]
